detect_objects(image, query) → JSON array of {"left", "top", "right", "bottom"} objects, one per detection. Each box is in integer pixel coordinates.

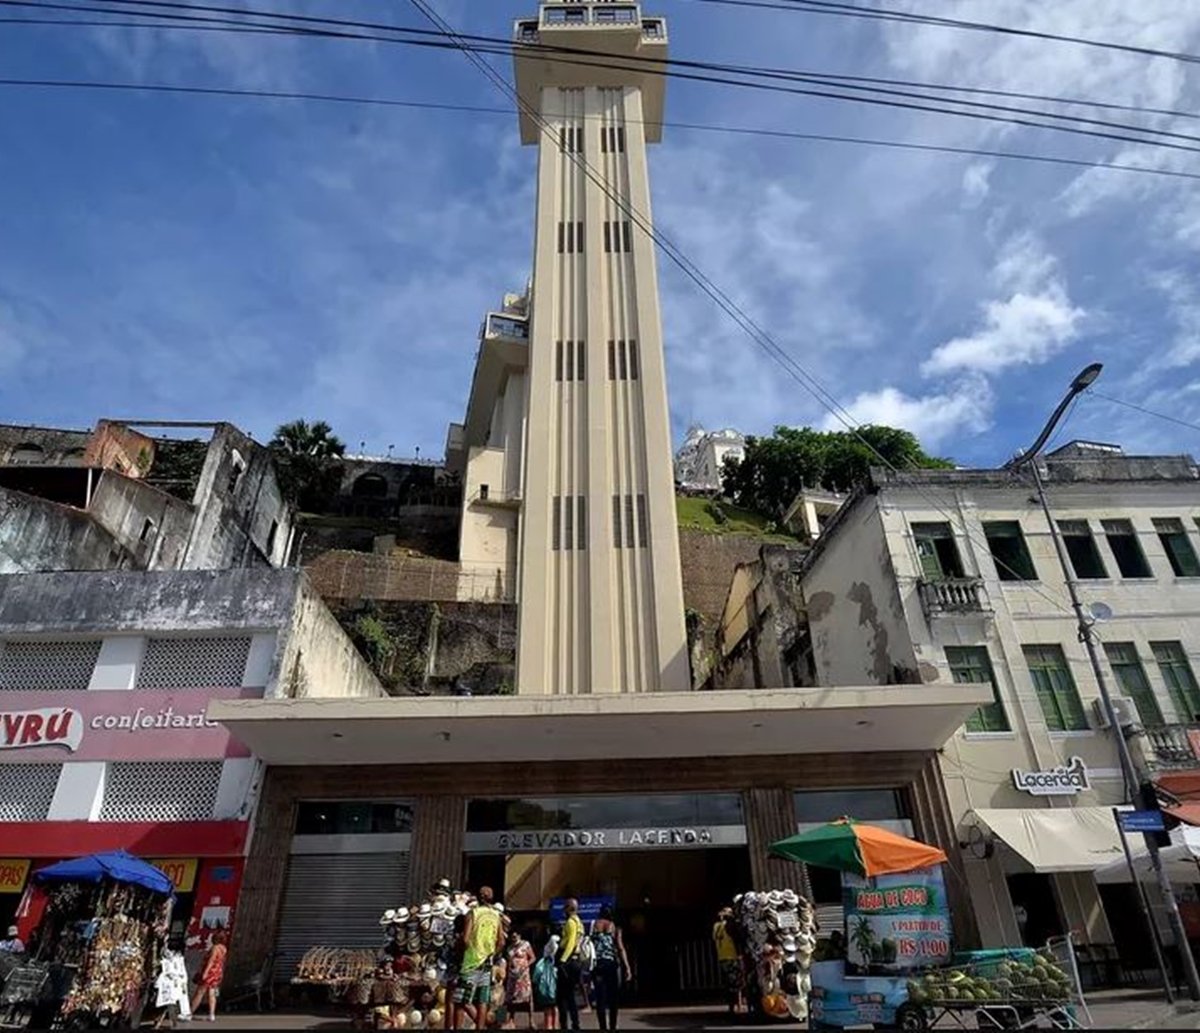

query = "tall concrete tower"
[{"left": 512, "top": 1, "right": 689, "bottom": 694}]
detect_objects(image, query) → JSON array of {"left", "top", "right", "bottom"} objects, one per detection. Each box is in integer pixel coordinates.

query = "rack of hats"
[{"left": 730, "top": 888, "right": 816, "bottom": 1023}]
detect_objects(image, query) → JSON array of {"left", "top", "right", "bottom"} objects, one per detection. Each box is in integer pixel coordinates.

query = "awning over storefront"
[
  {"left": 969, "top": 807, "right": 1127, "bottom": 873},
  {"left": 1095, "top": 828, "right": 1200, "bottom": 886},
  {"left": 209, "top": 685, "right": 992, "bottom": 766}
]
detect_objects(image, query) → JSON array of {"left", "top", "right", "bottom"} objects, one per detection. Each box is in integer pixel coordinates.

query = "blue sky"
[{"left": 1, "top": 0, "right": 1199, "bottom": 466}]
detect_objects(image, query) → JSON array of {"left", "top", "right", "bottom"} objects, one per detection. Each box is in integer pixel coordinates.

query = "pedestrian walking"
[
  {"left": 532, "top": 937, "right": 559, "bottom": 1030},
  {"left": 504, "top": 928, "right": 537, "bottom": 1029},
  {"left": 187, "top": 930, "right": 228, "bottom": 1023},
  {"left": 713, "top": 907, "right": 744, "bottom": 1014},
  {"left": 589, "top": 906, "right": 631, "bottom": 1032},
  {"left": 555, "top": 900, "right": 585, "bottom": 1031},
  {"left": 454, "top": 887, "right": 505, "bottom": 1030}
]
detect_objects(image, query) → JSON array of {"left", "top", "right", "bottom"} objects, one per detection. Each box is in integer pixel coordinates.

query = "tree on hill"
[
  {"left": 269, "top": 419, "right": 346, "bottom": 510},
  {"left": 722, "top": 425, "right": 952, "bottom": 519}
]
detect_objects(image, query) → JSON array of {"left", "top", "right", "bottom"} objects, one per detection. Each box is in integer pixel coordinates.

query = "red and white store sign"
[{"left": 0, "top": 688, "right": 258, "bottom": 762}]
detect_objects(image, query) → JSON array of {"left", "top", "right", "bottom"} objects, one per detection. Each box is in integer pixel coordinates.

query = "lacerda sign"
[{"left": 1011, "top": 756, "right": 1090, "bottom": 796}]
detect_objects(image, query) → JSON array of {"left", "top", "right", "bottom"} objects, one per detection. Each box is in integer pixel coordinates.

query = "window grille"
[
  {"left": 136, "top": 636, "right": 252, "bottom": 689},
  {"left": 99, "top": 761, "right": 223, "bottom": 821},
  {"left": 0, "top": 764, "right": 60, "bottom": 821},
  {"left": 0, "top": 640, "right": 100, "bottom": 691}
]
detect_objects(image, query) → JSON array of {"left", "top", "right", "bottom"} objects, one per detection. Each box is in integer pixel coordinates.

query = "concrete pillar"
[
  {"left": 410, "top": 795, "right": 466, "bottom": 895},
  {"left": 745, "top": 787, "right": 811, "bottom": 896}
]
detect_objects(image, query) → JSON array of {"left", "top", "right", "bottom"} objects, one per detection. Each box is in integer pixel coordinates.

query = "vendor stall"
[
  {"left": 770, "top": 818, "right": 1091, "bottom": 1031},
  {"left": 0, "top": 850, "right": 174, "bottom": 1030}
]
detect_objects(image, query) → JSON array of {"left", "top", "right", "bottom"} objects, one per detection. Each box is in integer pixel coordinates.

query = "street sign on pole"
[{"left": 1121, "top": 810, "right": 1168, "bottom": 834}]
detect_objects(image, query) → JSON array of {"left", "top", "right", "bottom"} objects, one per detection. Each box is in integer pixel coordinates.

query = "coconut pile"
[
  {"left": 906, "top": 951, "right": 1074, "bottom": 1006},
  {"left": 733, "top": 888, "right": 816, "bottom": 1022}
]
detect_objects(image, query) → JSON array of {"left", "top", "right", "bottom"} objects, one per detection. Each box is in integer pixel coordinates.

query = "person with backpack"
[
  {"left": 555, "top": 900, "right": 585, "bottom": 1031},
  {"left": 588, "top": 906, "right": 631, "bottom": 1032},
  {"left": 532, "top": 936, "right": 559, "bottom": 1030}
]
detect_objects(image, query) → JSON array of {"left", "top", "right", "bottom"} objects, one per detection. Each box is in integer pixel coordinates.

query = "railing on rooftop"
[{"left": 1144, "top": 724, "right": 1200, "bottom": 771}]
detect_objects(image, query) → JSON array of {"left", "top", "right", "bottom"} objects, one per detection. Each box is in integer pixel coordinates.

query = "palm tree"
[
  {"left": 269, "top": 420, "right": 345, "bottom": 459},
  {"left": 850, "top": 917, "right": 876, "bottom": 971},
  {"left": 269, "top": 419, "right": 345, "bottom": 509}
]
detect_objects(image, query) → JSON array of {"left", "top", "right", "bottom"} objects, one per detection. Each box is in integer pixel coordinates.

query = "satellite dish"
[{"left": 1090, "top": 601, "right": 1114, "bottom": 623}]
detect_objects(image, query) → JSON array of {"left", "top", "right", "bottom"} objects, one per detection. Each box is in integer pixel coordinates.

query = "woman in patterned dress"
[{"left": 504, "top": 928, "right": 536, "bottom": 1029}]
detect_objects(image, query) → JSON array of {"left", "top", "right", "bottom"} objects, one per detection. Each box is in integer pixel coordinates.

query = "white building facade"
[
  {"left": 800, "top": 443, "right": 1200, "bottom": 970},
  {"left": 675, "top": 425, "right": 746, "bottom": 493}
]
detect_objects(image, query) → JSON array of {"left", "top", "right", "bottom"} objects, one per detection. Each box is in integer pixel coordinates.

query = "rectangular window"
[
  {"left": 612, "top": 494, "right": 623, "bottom": 548},
  {"left": 594, "top": 5, "right": 637, "bottom": 22},
  {"left": 577, "top": 496, "right": 587, "bottom": 550},
  {"left": 559, "top": 126, "right": 583, "bottom": 153},
  {"left": 1103, "top": 519, "right": 1152, "bottom": 578},
  {"left": 600, "top": 126, "right": 627, "bottom": 153},
  {"left": 1154, "top": 517, "right": 1200, "bottom": 577},
  {"left": 1023, "top": 644, "right": 1088, "bottom": 732},
  {"left": 983, "top": 521, "right": 1037, "bottom": 581},
  {"left": 628, "top": 340, "right": 639, "bottom": 380},
  {"left": 622, "top": 220, "right": 632, "bottom": 252},
  {"left": 544, "top": 6, "right": 586, "bottom": 24},
  {"left": 625, "top": 494, "right": 636, "bottom": 549},
  {"left": 137, "top": 636, "right": 252, "bottom": 689},
  {"left": 1104, "top": 642, "right": 1164, "bottom": 726},
  {"left": 1152, "top": 641, "right": 1200, "bottom": 722},
  {"left": 1058, "top": 520, "right": 1107, "bottom": 579},
  {"left": 100, "top": 760, "right": 222, "bottom": 822},
  {"left": 557, "top": 221, "right": 584, "bottom": 254},
  {"left": 576, "top": 221, "right": 584, "bottom": 252},
  {"left": 565, "top": 338, "right": 575, "bottom": 381},
  {"left": 555, "top": 339, "right": 564, "bottom": 382},
  {"left": 0, "top": 639, "right": 100, "bottom": 692},
  {"left": 557, "top": 221, "right": 565, "bottom": 254},
  {"left": 946, "top": 646, "right": 1009, "bottom": 732},
  {"left": 604, "top": 221, "right": 632, "bottom": 253},
  {"left": 603, "top": 222, "right": 612, "bottom": 252},
  {"left": 564, "top": 493, "right": 574, "bottom": 551},
  {"left": 577, "top": 340, "right": 586, "bottom": 381},
  {"left": 552, "top": 496, "right": 562, "bottom": 551},
  {"left": 642, "top": 18, "right": 663, "bottom": 36},
  {"left": 636, "top": 494, "right": 649, "bottom": 547},
  {"left": 607, "top": 341, "right": 616, "bottom": 380},
  {"left": 912, "top": 522, "right": 964, "bottom": 579},
  {"left": 618, "top": 340, "right": 628, "bottom": 379}
]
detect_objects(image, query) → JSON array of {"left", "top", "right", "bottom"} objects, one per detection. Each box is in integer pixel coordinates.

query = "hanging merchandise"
[{"left": 729, "top": 887, "right": 817, "bottom": 1024}]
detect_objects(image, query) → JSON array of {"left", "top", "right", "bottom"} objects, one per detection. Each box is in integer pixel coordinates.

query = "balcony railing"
[
  {"left": 1144, "top": 724, "right": 1200, "bottom": 770},
  {"left": 918, "top": 577, "right": 990, "bottom": 618},
  {"left": 483, "top": 314, "right": 530, "bottom": 342}
]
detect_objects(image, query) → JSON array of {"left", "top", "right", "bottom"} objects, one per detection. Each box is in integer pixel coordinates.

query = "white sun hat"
[{"left": 379, "top": 909, "right": 398, "bottom": 926}]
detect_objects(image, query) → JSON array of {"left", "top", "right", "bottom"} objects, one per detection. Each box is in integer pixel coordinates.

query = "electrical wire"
[
  {"left": 8, "top": 0, "right": 1200, "bottom": 156},
  {"left": 402, "top": 0, "right": 1084, "bottom": 620},
  {"left": 6, "top": 73, "right": 1200, "bottom": 184},
  {"left": 1088, "top": 390, "right": 1200, "bottom": 436},
  {"left": 681, "top": 0, "right": 1200, "bottom": 69}
]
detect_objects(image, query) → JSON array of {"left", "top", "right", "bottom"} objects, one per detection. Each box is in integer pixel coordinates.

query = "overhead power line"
[
  {"left": 683, "top": 0, "right": 1200, "bottom": 68},
  {"left": 1088, "top": 390, "right": 1200, "bottom": 436},
  {"left": 8, "top": 0, "right": 1200, "bottom": 157},
  {"left": 6, "top": 74, "right": 1200, "bottom": 185}
]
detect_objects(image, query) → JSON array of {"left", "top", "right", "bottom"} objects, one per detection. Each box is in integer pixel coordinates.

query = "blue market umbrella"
[{"left": 34, "top": 850, "right": 173, "bottom": 895}]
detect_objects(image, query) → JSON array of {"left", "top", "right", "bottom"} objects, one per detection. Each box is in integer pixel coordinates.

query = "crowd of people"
[{"left": 365, "top": 879, "right": 632, "bottom": 1031}]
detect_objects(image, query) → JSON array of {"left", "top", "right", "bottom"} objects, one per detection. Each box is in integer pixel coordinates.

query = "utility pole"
[{"left": 1011, "top": 362, "right": 1200, "bottom": 1001}]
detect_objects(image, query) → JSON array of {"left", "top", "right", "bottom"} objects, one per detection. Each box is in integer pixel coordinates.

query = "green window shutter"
[
  {"left": 947, "top": 646, "right": 1009, "bottom": 733},
  {"left": 1103, "top": 642, "right": 1164, "bottom": 727},
  {"left": 1152, "top": 642, "right": 1200, "bottom": 722},
  {"left": 1024, "top": 645, "right": 1087, "bottom": 731}
]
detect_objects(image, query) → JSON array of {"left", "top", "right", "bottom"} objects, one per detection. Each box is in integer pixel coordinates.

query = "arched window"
[
  {"left": 352, "top": 473, "right": 389, "bottom": 499},
  {"left": 9, "top": 443, "right": 44, "bottom": 465}
]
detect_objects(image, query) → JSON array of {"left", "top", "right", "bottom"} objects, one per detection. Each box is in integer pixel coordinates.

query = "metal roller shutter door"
[{"left": 274, "top": 853, "right": 410, "bottom": 977}]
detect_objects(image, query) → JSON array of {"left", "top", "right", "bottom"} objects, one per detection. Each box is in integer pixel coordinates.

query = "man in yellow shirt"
[
  {"left": 556, "top": 899, "right": 585, "bottom": 1031},
  {"left": 455, "top": 887, "right": 505, "bottom": 1030},
  {"left": 713, "top": 908, "right": 744, "bottom": 1015}
]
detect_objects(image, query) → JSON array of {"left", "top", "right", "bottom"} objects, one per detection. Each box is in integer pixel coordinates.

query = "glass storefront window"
[
  {"left": 793, "top": 788, "right": 905, "bottom": 824},
  {"left": 295, "top": 801, "right": 414, "bottom": 835},
  {"left": 466, "top": 793, "right": 744, "bottom": 832}
]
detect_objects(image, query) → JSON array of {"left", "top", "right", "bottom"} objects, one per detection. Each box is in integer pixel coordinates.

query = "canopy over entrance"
[
  {"left": 208, "top": 686, "right": 991, "bottom": 766},
  {"left": 969, "top": 807, "right": 1127, "bottom": 873}
]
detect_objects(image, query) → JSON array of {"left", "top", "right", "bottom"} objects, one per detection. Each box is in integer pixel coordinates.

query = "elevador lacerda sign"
[{"left": 1011, "top": 756, "right": 1090, "bottom": 797}]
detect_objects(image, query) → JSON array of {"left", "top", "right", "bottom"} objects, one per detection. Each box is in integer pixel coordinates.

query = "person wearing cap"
[
  {"left": 454, "top": 886, "right": 505, "bottom": 1029},
  {"left": 712, "top": 908, "right": 743, "bottom": 1015},
  {"left": 0, "top": 925, "right": 24, "bottom": 954}
]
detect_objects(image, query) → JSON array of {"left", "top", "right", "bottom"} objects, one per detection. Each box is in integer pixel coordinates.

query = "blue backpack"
[{"left": 533, "top": 956, "right": 557, "bottom": 1000}]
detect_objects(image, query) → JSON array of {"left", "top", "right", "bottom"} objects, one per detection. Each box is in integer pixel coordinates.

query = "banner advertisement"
[{"left": 842, "top": 864, "right": 951, "bottom": 976}]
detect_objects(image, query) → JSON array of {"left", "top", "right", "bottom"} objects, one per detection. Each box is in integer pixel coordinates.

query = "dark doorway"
[{"left": 1007, "top": 873, "right": 1064, "bottom": 948}]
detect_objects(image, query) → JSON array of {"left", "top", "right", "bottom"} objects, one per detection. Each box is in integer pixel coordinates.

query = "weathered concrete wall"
[
  {"left": 0, "top": 568, "right": 302, "bottom": 635},
  {"left": 0, "top": 424, "right": 91, "bottom": 465},
  {"left": 678, "top": 528, "right": 765, "bottom": 625},
  {"left": 296, "top": 507, "right": 461, "bottom": 564},
  {"left": 275, "top": 578, "right": 385, "bottom": 700},
  {"left": 88, "top": 472, "right": 193, "bottom": 570},
  {"left": 183, "top": 424, "right": 292, "bottom": 570},
  {"left": 803, "top": 499, "right": 919, "bottom": 686},
  {"left": 306, "top": 550, "right": 483, "bottom": 603},
  {"left": 0, "top": 487, "right": 136, "bottom": 573},
  {"left": 84, "top": 421, "right": 156, "bottom": 477}
]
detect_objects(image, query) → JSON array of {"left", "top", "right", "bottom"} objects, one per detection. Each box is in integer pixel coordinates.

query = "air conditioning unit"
[{"left": 1093, "top": 695, "right": 1140, "bottom": 730}]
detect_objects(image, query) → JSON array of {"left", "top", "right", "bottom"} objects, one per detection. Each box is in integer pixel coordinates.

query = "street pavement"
[{"left": 195, "top": 988, "right": 1200, "bottom": 1029}]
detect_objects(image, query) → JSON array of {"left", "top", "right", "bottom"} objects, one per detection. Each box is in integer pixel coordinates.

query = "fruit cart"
[{"left": 894, "top": 938, "right": 1090, "bottom": 1030}]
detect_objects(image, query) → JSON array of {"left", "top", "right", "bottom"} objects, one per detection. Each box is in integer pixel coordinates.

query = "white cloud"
[
  {"left": 962, "top": 162, "right": 994, "bottom": 207},
  {"left": 1146, "top": 271, "right": 1200, "bottom": 371},
  {"left": 922, "top": 234, "right": 1084, "bottom": 376},
  {"left": 823, "top": 380, "right": 993, "bottom": 448}
]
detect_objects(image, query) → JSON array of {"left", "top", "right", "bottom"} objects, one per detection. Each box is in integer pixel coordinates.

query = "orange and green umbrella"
[{"left": 769, "top": 817, "right": 948, "bottom": 877}]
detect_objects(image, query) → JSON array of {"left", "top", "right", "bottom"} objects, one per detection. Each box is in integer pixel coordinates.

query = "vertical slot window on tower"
[
  {"left": 557, "top": 222, "right": 585, "bottom": 254},
  {"left": 622, "top": 221, "right": 632, "bottom": 252},
  {"left": 600, "top": 127, "right": 627, "bottom": 153},
  {"left": 603, "top": 221, "right": 633, "bottom": 253},
  {"left": 564, "top": 494, "right": 574, "bottom": 550},
  {"left": 577, "top": 340, "right": 586, "bottom": 381},
  {"left": 624, "top": 494, "right": 636, "bottom": 548},
  {"left": 607, "top": 341, "right": 617, "bottom": 380},
  {"left": 559, "top": 127, "right": 583, "bottom": 153},
  {"left": 612, "top": 495, "right": 623, "bottom": 548},
  {"left": 618, "top": 340, "right": 628, "bottom": 380},
  {"left": 565, "top": 338, "right": 575, "bottom": 381},
  {"left": 628, "top": 340, "right": 639, "bottom": 380},
  {"left": 555, "top": 340, "right": 564, "bottom": 382},
  {"left": 552, "top": 497, "right": 562, "bottom": 551},
  {"left": 637, "top": 494, "right": 650, "bottom": 547},
  {"left": 577, "top": 497, "right": 587, "bottom": 550}
]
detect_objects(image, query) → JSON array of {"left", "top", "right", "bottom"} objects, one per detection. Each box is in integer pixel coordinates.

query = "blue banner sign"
[
  {"left": 1119, "top": 810, "right": 1166, "bottom": 833},
  {"left": 549, "top": 896, "right": 616, "bottom": 923}
]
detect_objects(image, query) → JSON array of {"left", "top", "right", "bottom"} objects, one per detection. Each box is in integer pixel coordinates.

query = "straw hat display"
[{"left": 732, "top": 886, "right": 816, "bottom": 1024}]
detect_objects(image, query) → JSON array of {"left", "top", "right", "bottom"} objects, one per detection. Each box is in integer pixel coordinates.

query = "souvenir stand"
[
  {"left": 769, "top": 819, "right": 1089, "bottom": 1031},
  {"left": 0, "top": 851, "right": 173, "bottom": 1030},
  {"left": 726, "top": 888, "right": 818, "bottom": 1023}
]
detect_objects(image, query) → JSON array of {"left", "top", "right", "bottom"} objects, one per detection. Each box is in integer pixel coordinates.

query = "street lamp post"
[{"left": 1010, "top": 362, "right": 1200, "bottom": 1001}]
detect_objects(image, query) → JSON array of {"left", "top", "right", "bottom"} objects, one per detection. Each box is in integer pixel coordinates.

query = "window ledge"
[
  {"left": 1116, "top": 577, "right": 1157, "bottom": 583},
  {"left": 1074, "top": 577, "right": 1114, "bottom": 584},
  {"left": 1048, "top": 730, "right": 1097, "bottom": 739},
  {"left": 962, "top": 731, "right": 1017, "bottom": 740}
]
